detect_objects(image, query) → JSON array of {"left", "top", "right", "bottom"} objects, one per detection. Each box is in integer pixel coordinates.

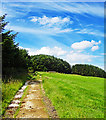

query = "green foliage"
[
  {"left": 41, "top": 72, "right": 104, "bottom": 118},
  {"left": 27, "top": 75, "right": 32, "bottom": 80},
  {"left": 27, "top": 72, "right": 38, "bottom": 80},
  {"left": 28, "top": 67, "right": 34, "bottom": 73},
  {"left": 2, "top": 72, "right": 28, "bottom": 115},
  {"left": 72, "top": 64, "right": 106, "bottom": 78},
  {"left": 1, "top": 14, "right": 30, "bottom": 78},
  {"left": 29, "top": 54, "right": 71, "bottom": 74}
]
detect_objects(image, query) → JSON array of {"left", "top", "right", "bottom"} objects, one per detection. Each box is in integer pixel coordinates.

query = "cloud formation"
[
  {"left": 65, "top": 51, "right": 99, "bottom": 64},
  {"left": 91, "top": 46, "right": 99, "bottom": 51},
  {"left": 29, "top": 16, "right": 103, "bottom": 37},
  {"left": 19, "top": 46, "right": 67, "bottom": 56},
  {"left": 34, "top": 46, "right": 67, "bottom": 56},
  {"left": 30, "top": 16, "right": 71, "bottom": 26},
  {"left": 71, "top": 40, "right": 101, "bottom": 51}
]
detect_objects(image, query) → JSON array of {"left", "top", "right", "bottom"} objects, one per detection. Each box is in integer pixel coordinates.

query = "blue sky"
[{"left": 1, "top": 2, "right": 105, "bottom": 69}]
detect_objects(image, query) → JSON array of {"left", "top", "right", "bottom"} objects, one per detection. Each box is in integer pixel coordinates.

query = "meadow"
[{"left": 41, "top": 72, "right": 104, "bottom": 118}]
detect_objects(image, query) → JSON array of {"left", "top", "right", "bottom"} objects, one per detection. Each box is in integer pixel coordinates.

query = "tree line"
[
  {"left": 1, "top": 14, "right": 106, "bottom": 79},
  {"left": 72, "top": 64, "right": 106, "bottom": 78},
  {"left": 29, "top": 55, "right": 71, "bottom": 74}
]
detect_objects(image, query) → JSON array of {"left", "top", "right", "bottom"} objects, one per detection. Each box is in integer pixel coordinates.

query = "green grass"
[
  {"left": 41, "top": 72, "right": 104, "bottom": 118},
  {"left": 2, "top": 72, "right": 28, "bottom": 115}
]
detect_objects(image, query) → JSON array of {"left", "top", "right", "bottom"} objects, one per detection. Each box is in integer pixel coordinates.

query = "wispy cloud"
[
  {"left": 76, "top": 28, "right": 104, "bottom": 37},
  {"left": 2, "top": 2, "right": 104, "bottom": 37},
  {"left": 41, "top": 2, "right": 104, "bottom": 17},
  {"left": 5, "top": 24, "right": 74, "bottom": 35},
  {"left": 5, "top": 25, "right": 49, "bottom": 34},
  {"left": 2, "top": 2, "right": 104, "bottom": 18}
]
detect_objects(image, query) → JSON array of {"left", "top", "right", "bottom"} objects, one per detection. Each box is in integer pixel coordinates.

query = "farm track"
[
  {"left": 4, "top": 79, "right": 58, "bottom": 118},
  {"left": 16, "top": 80, "right": 49, "bottom": 118}
]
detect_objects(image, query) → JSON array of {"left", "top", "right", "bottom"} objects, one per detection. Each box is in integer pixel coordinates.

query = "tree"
[
  {"left": 1, "top": 14, "right": 29, "bottom": 78},
  {"left": 1, "top": 15, "right": 18, "bottom": 68}
]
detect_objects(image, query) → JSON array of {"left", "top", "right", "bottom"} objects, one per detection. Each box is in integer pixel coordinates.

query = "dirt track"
[
  {"left": 16, "top": 81, "right": 49, "bottom": 118},
  {"left": 4, "top": 80, "right": 58, "bottom": 118}
]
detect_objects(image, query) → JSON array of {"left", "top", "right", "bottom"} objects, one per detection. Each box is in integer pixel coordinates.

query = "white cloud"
[
  {"left": 55, "top": 28, "right": 73, "bottom": 33},
  {"left": 65, "top": 51, "right": 100, "bottom": 65},
  {"left": 30, "top": 15, "right": 72, "bottom": 27},
  {"left": 31, "top": 17, "right": 38, "bottom": 22},
  {"left": 91, "top": 46, "right": 99, "bottom": 51},
  {"left": 19, "top": 46, "right": 67, "bottom": 56},
  {"left": 35, "top": 46, "right": 67, "bottom": 56},
  {"left": 71, "top": 40, "right": 101, "bottom": 50},
  {"left": 19, "top": 46, "right": 30, "bottom": 51}
]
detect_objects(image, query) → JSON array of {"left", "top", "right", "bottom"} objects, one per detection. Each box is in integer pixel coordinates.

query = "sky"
[{"left": 1, "top": 2, "right": 105, "bottom": 69}]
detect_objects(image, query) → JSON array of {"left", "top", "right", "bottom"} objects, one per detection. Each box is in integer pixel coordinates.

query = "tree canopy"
[{"left": 29, "top": 54, "right": 71, "bottom": 74}]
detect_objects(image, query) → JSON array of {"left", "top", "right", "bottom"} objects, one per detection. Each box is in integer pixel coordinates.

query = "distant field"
[{"left": 41, "top": 72, "right": 104, "bottom": 118}]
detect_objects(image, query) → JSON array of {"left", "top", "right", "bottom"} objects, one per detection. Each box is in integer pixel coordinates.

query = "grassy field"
[
  {"left": 2, "top": 72, "right": 28, "bottom": 115},
  {"left": 41, "top": 72, "right": 104, "bottom": 118}
]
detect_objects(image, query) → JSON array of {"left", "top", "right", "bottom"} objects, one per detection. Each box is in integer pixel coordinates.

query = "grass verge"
[{"left": 2, "top": 72, "right": 28, "bottom": 115}]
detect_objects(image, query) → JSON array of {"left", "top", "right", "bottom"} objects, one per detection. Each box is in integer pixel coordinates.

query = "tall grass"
[
  {"left": 41, "top": 72, "right": 104, "bottom": 118},
  {"left": 2, "top": 70, "right": 28, "bottom": 115}
]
